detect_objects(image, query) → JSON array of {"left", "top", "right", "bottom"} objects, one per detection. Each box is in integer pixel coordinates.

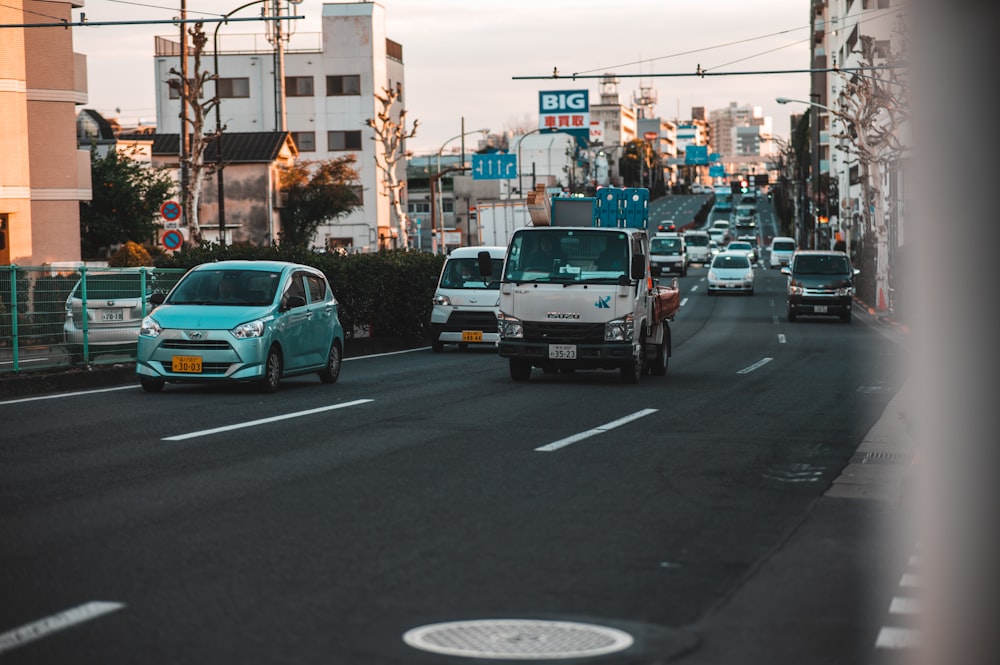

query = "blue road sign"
[{"left": 472, "top": 153, "right": 517, "bottom": 180}]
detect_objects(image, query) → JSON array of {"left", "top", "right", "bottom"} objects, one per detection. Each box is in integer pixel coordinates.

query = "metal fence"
[{"left": 1, "top": 266, "right": 187, "bottom": 375}]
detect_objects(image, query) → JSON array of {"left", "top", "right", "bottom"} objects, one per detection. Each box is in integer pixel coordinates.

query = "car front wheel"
[
  {"left": 140, "top": 377, "right": 165, "bottom": 393},
  {"left": 258, "top": 346, "right": 282, "bottom": 393}
]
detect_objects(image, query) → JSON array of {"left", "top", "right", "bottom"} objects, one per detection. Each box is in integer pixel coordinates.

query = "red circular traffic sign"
[
  {"left": 160, "top": 200, "right": 181, "bottom": 222},
  {"left": 161, "top": 229, "right": 184, "bottom": 250}
]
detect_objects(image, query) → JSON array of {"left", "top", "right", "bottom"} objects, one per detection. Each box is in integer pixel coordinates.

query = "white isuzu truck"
[{"left": 495, "top": 187, "right": 680, "bottom": 383}]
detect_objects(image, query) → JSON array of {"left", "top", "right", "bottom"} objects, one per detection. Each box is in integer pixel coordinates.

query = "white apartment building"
[{"left": 154, "top": 1, "right": 405, "bottom": 251}]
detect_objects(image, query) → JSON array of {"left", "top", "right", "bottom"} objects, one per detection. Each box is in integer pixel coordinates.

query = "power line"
[{"left": 513, "top": 66, "right": 900, "bottom": 81}]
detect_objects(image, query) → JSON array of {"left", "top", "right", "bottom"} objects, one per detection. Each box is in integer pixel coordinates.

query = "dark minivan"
[{"left": 781, "top": 250, "right": 859, "bottom": 323}]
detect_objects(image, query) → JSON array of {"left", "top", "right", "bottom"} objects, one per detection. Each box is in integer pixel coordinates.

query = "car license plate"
[
  {"left": 813, "top": 305, "right": 828, "bottom": 313},
  {"left": 172, "top": 355, "right": 203, "bottom": 373},
  {"left": 549, "top": 344, "right": 576, "bottom": 359},
  {"left": 101, "top": 309, "right": 124, "bottom": 322},
  {"left": 461, "top": 330, "right": 483, "bottom": 343}
]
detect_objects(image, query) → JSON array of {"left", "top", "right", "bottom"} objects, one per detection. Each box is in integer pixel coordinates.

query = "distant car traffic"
[
  {"left": 650, "top": 233, "right": 688, "bottom": 276},
  {"left": 726, "top": 240, "right": 756, "bottom": 264},
  {"left": 135, "top": 260, "right": 345, "bottom": 392},
  {"left": 682, "top": 230, "right": 712, "bottom": 264},
  {"left": 781, "top": 250, "right": 858, "bottom": 322},
  {"left": 707, "top": 251, "right": 755, "bottom": 295},
  {"left": 769, "top": 236, "right": 796, "bottom": 268}
]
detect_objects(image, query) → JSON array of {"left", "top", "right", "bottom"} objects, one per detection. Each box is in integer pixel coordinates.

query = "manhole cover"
[{"left": 403, "top": 618, "right": 634, "bottom": 660}]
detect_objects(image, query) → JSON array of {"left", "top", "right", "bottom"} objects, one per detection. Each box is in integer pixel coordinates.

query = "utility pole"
[{"left": 179, "top": 0, "right": 189, "bottom": 229}]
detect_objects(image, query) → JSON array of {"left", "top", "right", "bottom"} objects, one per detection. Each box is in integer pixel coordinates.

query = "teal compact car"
[{"left": 136, "top": 261, "right": 345, "bottom": 393}]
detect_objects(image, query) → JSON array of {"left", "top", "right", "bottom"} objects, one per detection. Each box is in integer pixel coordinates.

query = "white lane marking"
[
  {"left": 680, "top": 297, "right": 688, "bottom": 307},
  {"left": 772, "top": 315, "right": 779, "bottom": 324},
  {"left": 1, "top": 348, "right": 425, "bottom": 406},
  {"left": 778, "top": 334, "right": 786, "bottom": 344},
  {"left": 889, "top": 596, "right": 920, "bottom": 615},
  {"left": 875, "top": 626, "right": 922, "bottom": 649},
  {"left": 900, "top": 573, "right": 920, "bottom": 588},
  {"left": 0, "top": 601, "right": 125, "bottom": 654},
  {"left": 535, "top": 408, "right": 658, "bottom": 452},
  {"left": 690, "top": 284, "right": 699, "bottom": 292},
  {"left": 737, "top": 357, "right": 773, "bottom": 374},
  {"left": 163, "top": 399, "right": 374, "bottom": 441},
  {"left": 0, "top": 385, "right": 135, "bottom": 406}
]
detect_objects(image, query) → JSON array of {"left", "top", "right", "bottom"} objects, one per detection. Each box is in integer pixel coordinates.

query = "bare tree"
[
  {"left": 167, "top": 22, "right": 219, "bottom": 245},
  {"left": 831, "top": 32, "right": 909, "bottom": 312},
  {"left": 365, "top": 84, "right": 418, "bottom": 249}
]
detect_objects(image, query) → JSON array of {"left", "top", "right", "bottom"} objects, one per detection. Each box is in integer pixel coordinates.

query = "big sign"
[{"left": 538, "top": 89, "right": 589, "bottom": 137}]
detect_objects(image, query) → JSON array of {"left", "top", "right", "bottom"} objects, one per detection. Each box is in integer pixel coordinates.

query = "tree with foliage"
[
  {"left": 166, "top": 22, "right": 219, "bottom": 245},
  {"left": 366, "top": 84, "right": 418, "bottom": 248},
  {"left": 620, "top": 140, "right": 655, "bottom": 188},
  {"left": 80, "top": 148, "right": 174, "bottom": 258},
  {"left": 278, "top": 156, "right": 363, "bottom": 247}
]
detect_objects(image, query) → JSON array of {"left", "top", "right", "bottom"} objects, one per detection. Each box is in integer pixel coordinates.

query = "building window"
[
  {"left": 291, "top": 131, "right": 316, "bottom": 152},
  {"left": 285, "top": 76, "right": 314, "bottom": 97},
  {"left": 217, "top": 77, "right": 250, "bottom": 98},
  {"left": 167, "top": 78, "right": 201, "bottom": 100},
  {"left": 328, "top": 130, "right": 362, "bottom": 151},
  {"left": 408, "top": 202, "right": 431, "bottom": 215},
  {"left": 352, "top": 186, "right": 364, "bottom": 205},
  {"left": 326, "top": 75, "right": 361, "bottom": 96}
]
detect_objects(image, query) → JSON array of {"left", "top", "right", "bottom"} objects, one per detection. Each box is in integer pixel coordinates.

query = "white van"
[
  {"left": 683, "top": 230, "right": 712, "bottom": 264},
  {"left": 430, "top": 246, "right": 507, "bottom": 352},
  {"left": 769, "top": 236, "right": 796, "bottom": 268}
]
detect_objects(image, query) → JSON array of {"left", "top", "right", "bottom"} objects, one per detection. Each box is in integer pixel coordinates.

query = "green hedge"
[{"left": 154, "top": 244, "right": 446, "bottom": 343}]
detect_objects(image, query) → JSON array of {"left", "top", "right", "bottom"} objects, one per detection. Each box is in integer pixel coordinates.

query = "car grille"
[
  {"left": 446, "top": 311, "right": 498, "bottom": 328},
  {"left": 160, "top": 339, "right": 233, "bottom": 351},
  {"left": 523, "top": 321, "right": 606, "bottom": 345}
]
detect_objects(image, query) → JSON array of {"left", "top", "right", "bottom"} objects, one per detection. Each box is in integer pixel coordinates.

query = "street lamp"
[{"left": 435, "top": 127, "right": 488, "bottom": 253}]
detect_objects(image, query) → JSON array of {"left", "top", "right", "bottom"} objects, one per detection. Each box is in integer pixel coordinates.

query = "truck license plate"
[
  {"left": 172, "top": 355, "right": 203, "bottom": 373},
  {"left": 813, "top": 305, "right": 828, "bottom": 313},
  {"left": 548, "top": 344, "right": 576, "bottom": 359},
  {"left": 461, "top": 330, "right": 483, "bottom": 343}
]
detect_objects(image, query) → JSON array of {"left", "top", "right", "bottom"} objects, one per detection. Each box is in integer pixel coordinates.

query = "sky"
[{"left": 69, "top": 0, "right": 816, "bottom": 154}]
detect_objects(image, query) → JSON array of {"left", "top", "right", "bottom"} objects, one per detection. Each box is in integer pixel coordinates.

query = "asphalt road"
[{"left": 0, "top": 264, "right": 908, "bottom": 664}]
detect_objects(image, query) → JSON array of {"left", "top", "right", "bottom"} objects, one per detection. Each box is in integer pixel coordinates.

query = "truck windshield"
[{"left": 504, "top": 230, "right": 630, "bottom": 284}]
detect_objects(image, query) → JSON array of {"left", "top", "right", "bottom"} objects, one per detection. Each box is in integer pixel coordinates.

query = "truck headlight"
[
  {"left": 231, "top": 319, "right": 265, "bottom": 339},
  {"left": 497, "top": 311, "right": 523, "bottom": 339},
  {"left": 139, "top": 316, "right": 161, "bottom": 337},
  {"left": 837, "top": 286, "right": 853, "bottom": 296},
  {"left": 788, "top": 283, "right": 804, "bottom": 295},
  {"left": 605, "top": 314, "right": 634, "bottom": 342},
  {"left": 433, "top": 293, "right": 452, "bottom": 306}
]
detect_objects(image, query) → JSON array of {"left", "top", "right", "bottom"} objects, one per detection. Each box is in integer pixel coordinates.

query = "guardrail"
[{"left": 1, "top": 266, "right": 187, "bottom": 375}]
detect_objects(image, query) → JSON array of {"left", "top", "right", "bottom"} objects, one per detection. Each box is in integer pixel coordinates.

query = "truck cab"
[
  {"left": 430, "top": 246, "right": 506, "bottom": 351},
  {"left": 496, "top": 187, "right": 676, "bottom": 383}
]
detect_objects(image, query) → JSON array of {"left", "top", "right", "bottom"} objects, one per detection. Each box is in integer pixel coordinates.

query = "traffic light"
[{"left": 740, "top": 179, "right": 749, "bottom": 194}]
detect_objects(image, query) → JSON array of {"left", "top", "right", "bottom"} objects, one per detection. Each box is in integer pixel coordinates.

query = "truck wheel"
[
  {"left": 650, "top": 341, "right": 668, "bottom": 376},
  {"left": 620, "top": 349, "right": 641, "bottom": 384},
  {"left": 509, "top": 359, "right": 531, "bottom": 382}
]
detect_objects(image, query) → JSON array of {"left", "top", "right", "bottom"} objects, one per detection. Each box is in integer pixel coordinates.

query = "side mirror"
[
  {"left": 150, "top": 292, "right": 166, "bottom": 306},
  {"left": 477, "top": 251, "right": 493, "bottom": 278},
  {"left": 630, "top": 254, "right": 645, "bottom": 280},
  {"left": 780, "top": 267, "right": 791, "bottom": 276},
  {"left": 283, "top": 294, "right": 306, "bottom": 311}
]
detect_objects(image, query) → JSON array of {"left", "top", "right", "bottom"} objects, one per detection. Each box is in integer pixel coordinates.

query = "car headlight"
[
  {"left": 836, "top": 286, "right": 853, "bottom": 296},
  {"left": 788, "top": 283, "right": 804, "bottom": 295},
  {"left": 231, "top": 319, "right": 265, "bottom": 339},
  {"left": 605, "top": 314, "right": 634, "bottom": 342},
  {"left": 139, "top": 316, "right": 161, "bottom": 337},
  {"left": 745, "top": 271, "right": 754, "bottom": 281},
  {"left": 433, "top": 293, "right": 452, "bottom": 306},
  {"left": 497, "top": 311, "right": 523, "bottom": 339}
]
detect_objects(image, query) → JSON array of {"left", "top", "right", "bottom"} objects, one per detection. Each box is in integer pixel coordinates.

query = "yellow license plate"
[
  {"left": 461, "top": 330, "right": 484, "bottom": 343},
  {"left": 172, "top": 355, "right": 203, "bottom": 373}
]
